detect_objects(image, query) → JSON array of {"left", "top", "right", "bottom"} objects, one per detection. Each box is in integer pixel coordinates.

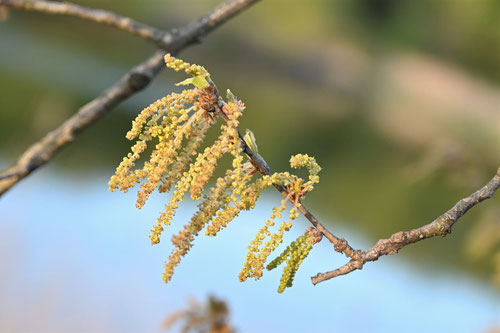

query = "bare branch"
[
  {"left": 0, "top": 51, "right": 166, "bottom": 195},
  {"left": 0, "top": 0, "right": 261, "bottom": 50},
  {"left": 311, "top": 167, "right": 500, "bottom": 285},
  {"left": 171, "top": 0, "right": 261, "bottom": 50},
  {"left": 0, "top": 0, "right": 168, "bottom": 47},
  {"left": 0, "top": 0, "right": 260, "bottom": 196}
]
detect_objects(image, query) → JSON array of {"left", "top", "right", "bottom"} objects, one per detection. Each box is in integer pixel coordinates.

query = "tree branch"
[
  {"left": 0, "top": 0, "right": 259, "bottom": 196},
  {"left": 171, "top": 0, "right": 260, "bottom": 50},
  {"left": 0, "top": 0, "right": 260, "bottom": 50},
  {"left": 311, "top": 167, "right": 500, "bottom": 285},
  {"left": 0, "top": 50, "right": 166, "bottom": 195},
  {"left": 0, "top": 0, "right": 168, "bottom": 47},
  {"left": 214, "top": 92, "right": 357, "bottom": 260},
  {"left": 243, "top": 142, "right": 359, "bottom": 259}
]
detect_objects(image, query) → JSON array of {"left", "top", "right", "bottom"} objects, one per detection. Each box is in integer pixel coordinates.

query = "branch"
[
  {"left": 240, "top": 135, "right": 359, "bottom": 258},
  {"left": 0, "top": 0, "right": 260, "bottom": 50},
  {"left": 0, "top": 51, "right": 166, "bottom": 195},
  {"left": 311, "top": 167, "right": 500, "bottom": 285},
  {"left": 214, "top": 92, "right": 358, "bottom": 260},
  {"left": 0, "top": 0, "right": 168, "bottom": 47},
  {"left": 0, "top": 0, "right": 259, "bottom": 196},
  {"left": 171, "top": 0, "right": 261, "bottom": 49}
]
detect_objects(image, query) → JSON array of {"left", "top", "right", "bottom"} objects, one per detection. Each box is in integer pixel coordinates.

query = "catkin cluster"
[
  {"left": 238, "top": 154, "right": 321, "bottom": 282},
  {"left": 110, "top": 54, "right": 322, "bottom": 292}
]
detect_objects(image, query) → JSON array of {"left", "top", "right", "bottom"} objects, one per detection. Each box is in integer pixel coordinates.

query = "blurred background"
[{"left": 0, "top": 0, "right": 499, "bottom": 332}]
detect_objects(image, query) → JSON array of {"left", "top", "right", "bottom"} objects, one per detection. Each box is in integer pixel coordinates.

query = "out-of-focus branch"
[
  {"left": 0, "top": 51, "right": 166, "bottom": 195},
  {"left": 311, "top": 167, "right": 500, "bottom": 285},
  {"left": 0, "top": 0, "right": 260, "bottom": 50},
  {"left": 0, "top": 0, "right": 260, "bottom": 196},
  {"left": 171, "top": 0, "right": 260, "bottom": 49},
  {"left": 0, "top": 0, "right": 169, "bottom": 48}
]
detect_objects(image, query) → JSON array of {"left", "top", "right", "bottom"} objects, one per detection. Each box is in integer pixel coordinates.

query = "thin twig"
[
  {"left": 240, "top": 133, "right": 359, "bottom": 258},
  {"left": 0, "top": 0, "right": 260, "bottom": 196},
  {"left": 215, "top": 96, "right": 353, "bottom": 258},
  {"left": 311, "top": 167, "right": 500, "bottom": 285}
]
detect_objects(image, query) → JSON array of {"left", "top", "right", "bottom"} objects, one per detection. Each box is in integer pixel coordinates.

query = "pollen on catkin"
[
  {"left": 238, "top": 154, "right": 321, "bottom": 283},
  {"left": 267, "top": 231, "right": 314, "bottom": 293},
  {"left": 109, "top": 54, "right": 322, "bottom": 292},
  {"left": 163, "top": 169, "right": 235, "bottom": 283}
]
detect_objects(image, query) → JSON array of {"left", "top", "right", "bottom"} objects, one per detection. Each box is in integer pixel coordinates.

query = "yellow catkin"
[
  {"left": 109, "top": 89, "right": 198, "bottom": 199},
  {"left": 238, "top": 198, "right": 290, "bottom": 281},
  {"left": 159, "top": 117, "right": 209, "bottom": 193},
  {"left": 135, "top": 108, "right": 204, "bottom": 208},
  {"left": 238, "top": 154, "right": 321, "bottom": 283},
  {"left": 150, "top": 165, "right": 193, "bottom": 244},
  {"left": 163, "top": 170, "right": 234, "bottom": 283},
  {"left": 289, "top": 153, "right": 321, "bottom": 192},
  {"left": 205, "top": 161, "right": 254, "bottom": 236},
  {"left": 267, "top": 231, "right": 314, "bottom": 293},
  {"left": 165, "top": 53, "right": 209, "bottom": 78},
  {"left": 189, "top": 99, "right": 244, "bottom": 200},
  {"left": 188, "top": 136, "right": 227, "bottom": 200}
]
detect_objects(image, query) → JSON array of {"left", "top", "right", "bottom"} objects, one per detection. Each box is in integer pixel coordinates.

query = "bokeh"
[{"left": 1, "top": 0, "right": 499, "bottom": 332}]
